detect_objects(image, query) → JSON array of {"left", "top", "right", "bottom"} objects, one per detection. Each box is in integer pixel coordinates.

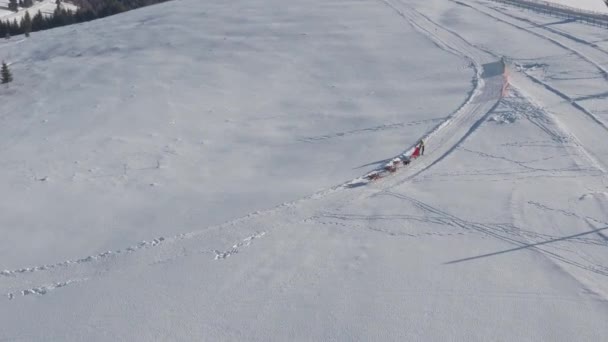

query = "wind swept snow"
[{"left": 1, "top": 0, "right": 608, "bottom": 340}]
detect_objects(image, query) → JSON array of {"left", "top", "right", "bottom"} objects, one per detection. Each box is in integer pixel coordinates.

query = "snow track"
[
  {"left": 370, "top": 0, "right": 506, "bottom": 185},
  {"left": 487, "top": 0, "right": 608, "bottom": 26},
  {"left": 3, "top": 1, "right": 608, "bottom": 339},
  {"left": 0, "top": 0, "right": 507, "bottom": 302},
  {"left": 3, "top": 0, "right": 604, "bottom": 306},
  {"left": 449, "top": 0, "right": 608, "bottom": 171},
  {"left": 454, "top": 0, "right": 608, "bottom": 130}
]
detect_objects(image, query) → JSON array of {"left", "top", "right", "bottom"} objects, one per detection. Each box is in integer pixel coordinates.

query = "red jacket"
[{"left": 412, "top": 146, "right": 421, "bottom": 158}]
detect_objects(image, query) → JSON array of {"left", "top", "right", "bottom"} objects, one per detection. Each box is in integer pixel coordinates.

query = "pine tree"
[
  {"left": 8, "top": 0, "right": 18, "bottom": 12},
  {"left": 32, "top": 10, "right": 45, "bottom": 31},
  {"left": 1, "top": 62, "right": 13, "bottom": 85},
  {"left": 12, "top": 19, "right": 18, "bottom": 36},
  {"left": 22, "top": 11, "right": 32, "bottom": 37}
]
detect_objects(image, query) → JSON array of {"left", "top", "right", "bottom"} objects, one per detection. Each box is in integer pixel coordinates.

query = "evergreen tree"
[
  {"left": 22, "top": 11, "right": 32, "bottom": 37},
  {"left": 23, "top": 0, "right": 33, "bottom": 7},
  {"left": 1, "top": 62, "right": 13, "bottom": 85},
  {"left": 8, "top": 0, "right": 18, "bottom": 12},
  {"left": 32, "top": 10, "right": 45, "bottom": 32},
  {"left": 12, "top": 19, "right": 19, "bottom": 36}
]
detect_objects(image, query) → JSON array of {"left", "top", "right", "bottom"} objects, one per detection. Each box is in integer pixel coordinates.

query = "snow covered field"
[
  {"left": 0, "top": 0, "right": 77, "bottom": 21},
  {"left": 1, "top": 0, "right": 607, "bottom": 340},
  {"left": 545, "top": 0, "right": 608, "bottom": 13}
]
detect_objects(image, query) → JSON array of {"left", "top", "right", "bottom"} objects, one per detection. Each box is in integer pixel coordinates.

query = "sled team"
[
  {"left": 382, "top": 139, "right": 425, "bottom": 174},
  {"left": 403, "top": 139, "right": 425, "bottom": 164},
  {"left": 412, "top": 139, "right": 425, "bottom": 158}
]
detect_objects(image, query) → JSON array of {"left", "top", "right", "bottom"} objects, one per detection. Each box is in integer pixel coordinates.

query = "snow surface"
[
  {"left": 1, "top": 0, "right": 608, "bottom": 340},
  {"left": 544, "top": 0, "right": 608, "bottom": 13}
]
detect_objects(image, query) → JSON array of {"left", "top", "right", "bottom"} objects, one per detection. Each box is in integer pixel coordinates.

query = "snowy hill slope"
[
  {"left": 0, "top": 0, "right": 471, "bottom": 268},
  {"left": 1, "top": 0, "right": 608, "bottom": 340},
  {"left": 0, "top": 0, "right": 77, "bottom": 21},
  {"left": 545, "top": 0, "right": 608, "bottom": 13}
]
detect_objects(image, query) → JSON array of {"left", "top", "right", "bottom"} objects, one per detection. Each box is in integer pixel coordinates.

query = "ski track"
[
  {"left": 508, "top": 71, "right": 608, "bottom": 173},
  {"left": 372, "top": 0, "right": 608, "bottom": 296},
  {"left": 383, "top": 191, "right": 608, "bottom": 279},
  {"left": 453, "top": 0, "right": 608, "bottom": 131},
  {"left": 458, "top": 0, "right": 608, "bottom": 76},
  {"left": 484, "top": 0, "right": 608, "bottom": 28},
  {"left": 485, "top": 3, "right": 608, "bottom": 56},
  {"left": 297, "top": 118, "right": 443, "bottom": 143},
  {"left": 459, "top": 0, "right": 608, "bottom": 172},
  {"left": 527, "top": 201, "right": 608, "bottom": 226}
]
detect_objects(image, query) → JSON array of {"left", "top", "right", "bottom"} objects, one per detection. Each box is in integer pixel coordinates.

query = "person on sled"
[{"left": 412, "top": 140, "right": 425, "bottom": 159}]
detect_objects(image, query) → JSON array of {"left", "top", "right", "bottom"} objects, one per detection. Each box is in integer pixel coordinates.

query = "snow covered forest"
[{"left": 0, "top": 0, "right": 170, "bottom": 37}]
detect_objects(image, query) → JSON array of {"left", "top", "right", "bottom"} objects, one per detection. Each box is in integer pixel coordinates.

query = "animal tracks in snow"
[
  {"left": 1, "top": 237, "right": 165, "bottom": 278},
  {"left": 3, "top": 230, "right": 268, "bottom": 300},
  {"left": 213, "top": 232, "right": 266, "bottom": 260},
  {"left": 7, "top": 279, "right": 86, "bottom": 300}
]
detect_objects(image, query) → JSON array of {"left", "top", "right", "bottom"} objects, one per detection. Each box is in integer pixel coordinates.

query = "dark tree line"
[
  {"left": 9, "top": 0, "right": 35, "bottom": 12},
  {"left": 1, "top": 0, "right": 172, "bottom": 38}
]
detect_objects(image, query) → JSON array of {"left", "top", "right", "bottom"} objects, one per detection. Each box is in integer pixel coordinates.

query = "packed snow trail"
[
  {"left": 368, "top": 0, "right": 506, "bottom": 186},
  {"left": 447, "top": 0, "right": 608, "bottom": 171},
  {"left": 456, "top": 0, "right": 608, "bottom": 128}
]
